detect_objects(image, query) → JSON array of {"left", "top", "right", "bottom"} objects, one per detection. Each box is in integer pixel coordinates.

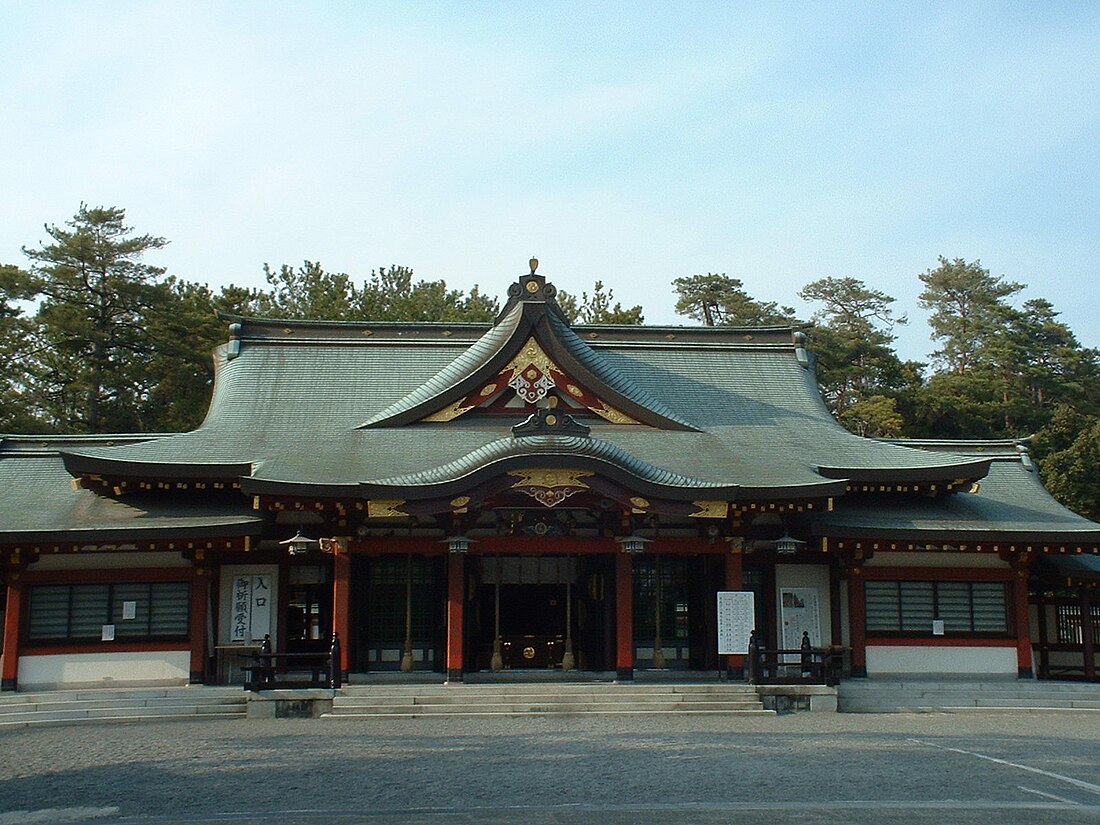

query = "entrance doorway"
[{"left": 471, "top": 556, "right": 611, "bottom": 671}]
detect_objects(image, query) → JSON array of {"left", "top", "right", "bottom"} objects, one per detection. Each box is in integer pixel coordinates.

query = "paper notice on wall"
[
  {"left": 780, "top": 587, "right": 821, "bottom": 654},
  {"left": 717, "top": 591, "right": 755, "bottom": 654}
]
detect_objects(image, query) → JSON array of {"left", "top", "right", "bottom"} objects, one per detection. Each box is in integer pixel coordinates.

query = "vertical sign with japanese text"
[
  {"left": 229, "top": 574, "right": 273, "bottom": 642},
  {"left": 717, "top": 591, "right": 755, "bottom": 655}
]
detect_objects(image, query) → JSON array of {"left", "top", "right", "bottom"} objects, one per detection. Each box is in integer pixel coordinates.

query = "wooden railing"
[
  {"left": 746, "top": 632, "right": 843, "bottom": 686},
  {"left": 243, "top": 634, "right": 343, "bottom": 691}
]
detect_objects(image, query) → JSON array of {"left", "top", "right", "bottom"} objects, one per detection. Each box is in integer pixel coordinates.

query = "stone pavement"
[{"left": 1, "top": 712, "right": 1100, "bottom": 824}]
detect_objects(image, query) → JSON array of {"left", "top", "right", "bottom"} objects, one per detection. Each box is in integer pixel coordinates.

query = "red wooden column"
[
  {"left": 189, "top": 567, "right": 210, "bottom": 684},
  {"left": 1, "top": 569, "right": 23, "bottom": 691},
  {"left": 1081, "top": 589, "right": 1096, "bottom": 682},
  {"left": 446, "top": 552, "right": 465, "bottom": 682},
  {"left": 615, "top": 552, "right": 634, "bottom": 681},
  {"left": 332, "top": 550, "right": 351, "bottom": 679},
  {"left": 1012, "top": 563, "right": 1034, "bottom": 678},
  {"left": 847, "top": 565, "right": 867, "bottom": 678},
  {"left": 725, "top": 548, "right": 744, "bottom": 678}
]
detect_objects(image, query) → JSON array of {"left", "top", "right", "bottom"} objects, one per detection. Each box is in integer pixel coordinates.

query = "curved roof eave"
[
  {"left": 358, "top": 435, "right": 848, "bottom": 502},
  {"left": 61, "top": 451, "right": 254, "bottom": 482},
  {"left": 814, "top": 457, "right": 992, "bottom": 486}
]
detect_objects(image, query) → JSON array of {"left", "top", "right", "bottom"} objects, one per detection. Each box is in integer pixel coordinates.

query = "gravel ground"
[{"left": 1, "top": 712, "right": 1100, "bottom": 824}]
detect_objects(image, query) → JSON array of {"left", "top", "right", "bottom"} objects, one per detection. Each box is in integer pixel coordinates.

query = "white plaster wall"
[
  {"left": 864, "top": 552, "right": 1009, "bottom": 569},
  {"left": 30, "top": 552, "right": 190, "bottom": 571},
  {"left": 18, "top": 650, "right": 190, "bottom": 689},
  {"left": 866, "top": 645, "right": 1017, "bottom": 675},
  {"left": 774, "top": 564, "right": 832, "bottom": 645}
]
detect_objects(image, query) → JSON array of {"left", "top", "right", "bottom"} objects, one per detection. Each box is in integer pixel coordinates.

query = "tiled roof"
[
  {"left": 0, "top": 437, "right": 263, "bottom": 543},
  {"left": 812, "top": 442, "right": 1100, "bottom": 543},
  {"left": 58, "top": 314, "right": 993, "bottom": 497}
]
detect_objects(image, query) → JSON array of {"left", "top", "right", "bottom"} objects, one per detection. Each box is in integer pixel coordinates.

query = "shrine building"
[{"left": 2, "top": 263, "right": 1099, "bottom": 691}]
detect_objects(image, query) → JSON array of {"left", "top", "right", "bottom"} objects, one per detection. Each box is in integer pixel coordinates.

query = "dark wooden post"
[
  {"left": 329, "top": 633, "right": 343, "bottom": 689},
  {"left": 446, "top": 552, "right": 465, "bottom": 681},
  {"left": 847, "top": 564, "right": 867, "bottom": 678},
  {"left": 746, "top": 629, "right": 758, "bottom": 684},
  {"left": 1013, "top": 562, "right": 1034, "bottom": 678},
  {"left": 1035, "top": 590, "right": 1050, "bottom": 679},
  {"left": 615, "top": 551, "right": 634, "bottom": 681},
  {"left": 1, "top": 569, "right": 23, "bottom": 691},
  {"left": 188, "top": 567, "right": 210, "bottom": 684},
  {"left": 1082, "top": 589, "right": 1097, "bottom": 682}
]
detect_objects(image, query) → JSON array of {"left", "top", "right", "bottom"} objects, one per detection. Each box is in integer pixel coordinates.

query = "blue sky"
[{"left": 1, "top": 2, "right": 1097, "bottom": 362}]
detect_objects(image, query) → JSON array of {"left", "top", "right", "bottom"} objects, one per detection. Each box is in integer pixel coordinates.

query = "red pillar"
[
  {"left": 615, "top": 552, "right": 634, "bottom": 680},
  {"left": 189, "top": 568, "right": 210, "bottom": 684},
  {"left": 725, "top": 549, "right": 745, "bottom": 678},
  {"left": 1, "top": 571, "right": 23, "bottom": 691},
  {"left": 847, "top": 566, "right": 867, "bottom": 678},
  {"left": 1013, "top": 566, "right": 1034, "bottom": 678},
  {"left": 332, "top": 551, "right": 351, "bottom": 679},
  {"left": 446, "top": 552, "right": 465, "bottom": 681}
]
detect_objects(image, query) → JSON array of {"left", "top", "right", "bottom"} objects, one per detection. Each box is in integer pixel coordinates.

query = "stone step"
[
  {"left": 838, "top": 679, "right": 1100, "bottom": 712},
  {"left": 325, "top": 706, "right": 774, "bottom": 718},
  {"left": 0, "top": 710, "right": 247, "bottom": 730},
  {"left": 0, "top": 686, "right": 248, "bottom": 728},
  {"left": 330, "top": 699, "right": 765, "bottom": 714},
  {"left": 0, "top": 703, "right": 246, "bottom": 727},
  {"left": 338, "top": 684, "right": 757, "bottom": 697},
  {"left": 0, "top": 695, "right": 247, "bottom": 714},
  {"left": 336, "top": 691, "right": 756, "bottom": 706}
]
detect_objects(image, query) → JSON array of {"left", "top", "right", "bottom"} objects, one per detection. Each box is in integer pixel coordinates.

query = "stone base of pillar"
[
  {"left": 725, "top": 665, "right": 745, "bottom": 681},
  {"left": 189, "top": 671, "right": 205, "bottom": 685},
  {"left": 447, "top": 668, "right": 463, "bottom": 682},
  {"left": 1, "top": 678, "right": 15, "bottom": 691},
  {"left": 1018, "top": 666, "right": 1034, "bottom": 679},
  {"left": 616, "top": 667, "right": 633, "bottom": 681},
  {"left": 850, "top": 665, "right": 867, "bottom": 678}
]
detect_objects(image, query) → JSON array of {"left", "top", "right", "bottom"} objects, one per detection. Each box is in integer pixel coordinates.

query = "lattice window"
[
  {"left": 865, "top": 580, "right": 1008, "bottom": 634},
  {"left": 28, "top": 582, "right": 190, "bottom": 642}
]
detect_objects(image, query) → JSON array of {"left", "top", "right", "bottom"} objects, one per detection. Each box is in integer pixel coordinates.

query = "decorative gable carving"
[{"left": 358, "top": 264, "right": 698, "bottom": 432}]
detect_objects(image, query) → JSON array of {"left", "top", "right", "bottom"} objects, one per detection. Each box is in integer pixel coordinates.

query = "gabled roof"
[
  {"left": 55, "top": 270, "right": 999, "bottom": 505},
  {"left": 359, "top": 271, "right": 698, "bottom": 430}
]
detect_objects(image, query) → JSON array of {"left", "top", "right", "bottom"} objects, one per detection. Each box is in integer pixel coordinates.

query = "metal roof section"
[
  {"left": 358, "top": 266, "right": 700, "bottom": 431},
  {"left": 812, "top": 442, "right": 1100, "bottom": 543},
  {"left": 0, "top": 444, "right": 263, "bottom": 544}
]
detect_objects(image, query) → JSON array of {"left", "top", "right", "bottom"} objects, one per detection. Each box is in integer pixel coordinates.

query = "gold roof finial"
[{"left": 529, "top": 257, "right": 539, "bottom": 275}]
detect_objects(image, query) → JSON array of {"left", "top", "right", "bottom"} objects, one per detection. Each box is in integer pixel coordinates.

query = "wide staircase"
[
  {"left": 839, "top": 678, "right": 1100, "bottom": 712},
  {"left": 0, "top": 686, "right": 247, "bottom": 729},
  {"left": 325, "top": 681, "right": 772, "bottom": 718}
]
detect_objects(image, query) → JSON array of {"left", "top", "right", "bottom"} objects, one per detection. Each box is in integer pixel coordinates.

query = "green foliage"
[
  {"left": 0, "top": 263, "right": 42, "bottom": 431},
  {"left": 673, "top": 273, "right": 796, "bottom": 327},
  {"left": 837, "top": 395, "right": 905, "bottom": 438},
  {"left": 557, "top": 281, "right": 643, "bottom": 325},
  {"left": 260, "top": 261, "right": 360, "bottom": 320},
  {"left": 918, "top": 257, "right": 1023, "bottom": 374},
  {"left": 21, "top": 205, "right": 170, "bottom": 432},
  {"left": 799, "top": 277, "right": 908, "bottom": 418},
  {"left": 1038, "top": 413, "right": 1100, "bottom": 521}
]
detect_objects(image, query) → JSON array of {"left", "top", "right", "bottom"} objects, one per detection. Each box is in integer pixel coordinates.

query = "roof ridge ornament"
[
  {"left": 512, "top": 404, "right": 592, "bottom": 439},
  {"left": 503, "top": 257, "right": 558, "bottom": 312}
]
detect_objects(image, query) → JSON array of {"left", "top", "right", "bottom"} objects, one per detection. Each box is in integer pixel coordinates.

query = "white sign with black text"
[{"left": 717, "top": 591, "right": 755, "bottom": 655}]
